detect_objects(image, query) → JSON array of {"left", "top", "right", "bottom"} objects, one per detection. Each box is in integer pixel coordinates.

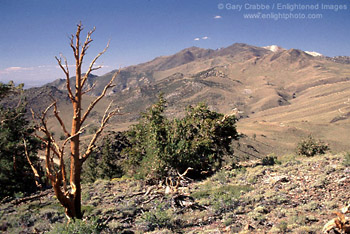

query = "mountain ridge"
[{"left": 13, "top": 42, "right": 350, "bottom": 155}]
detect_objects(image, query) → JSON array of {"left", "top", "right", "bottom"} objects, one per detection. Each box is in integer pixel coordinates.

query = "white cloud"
[
  {"left": 194, "top": 36, "right": 209, "bottom": 42},
  {"left": 0, "top": 66, "right": 35, "bottom": 75},
  {"left": 6, "top": 66, "right": 33, "bottom": 72},
  {"left": 214, "top": 15, "right": 222, "bottom": 19},
  {"left": 5, "top": 67, "right": 22, "bottom": 72}
]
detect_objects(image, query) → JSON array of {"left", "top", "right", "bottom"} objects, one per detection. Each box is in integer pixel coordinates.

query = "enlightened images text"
[{"left": 223, "top": 3, "right": 348, "bottom": 12}]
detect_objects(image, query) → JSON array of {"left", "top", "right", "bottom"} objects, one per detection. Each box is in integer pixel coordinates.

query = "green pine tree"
[
  {"left": 82, "top": 132, "right": 128, "bottom": 183},
  {"left": 0, "top": 105, "right": 41, "bottom": 198},
  {"left": 123, "top": 93, "right": 169, "bottom": 182},
  {"left": 99, "top": 137, "right": 123, "bottom": 179},
  {"left": 123, "top": 94, "right": 239, "bottom": 182},
  {"left": 0, "top": 81, "right": 41, "bottom": 198},
  {"left": 82, "top": 151, "right": 99, "bottom": 183}
]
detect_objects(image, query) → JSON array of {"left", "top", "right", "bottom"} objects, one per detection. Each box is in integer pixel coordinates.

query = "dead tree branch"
[
  {"left": 52, "top": 100, "right": 70, "bottom": 138},
  {"left": 11, "top": 190, "right": 51, "bottom": 205},
  {"left": 81, "top": 70, "right": 119, "bottom": 125},
  {"left": 23, "top": 138, "right": 42, "bottom": 189},
  {"left": 81, "top": 101, "right": 120, "bottom": 162},
  {"left": 81, "top": 40, "right": 109, "bottom": 88},
  {"left": 0, "top": 112, "right": 24, "bottom": 125},
  {"left": 55, "top": 55, "right": 74, "bottom": 101},
  {"left": 82, "top": 82, "right": 97, "bottom": 95}
]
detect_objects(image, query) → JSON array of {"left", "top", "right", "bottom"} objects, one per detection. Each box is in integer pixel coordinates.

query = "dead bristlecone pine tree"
[{"left": 32, "top": 22, "right": 120, "bottom": 220}]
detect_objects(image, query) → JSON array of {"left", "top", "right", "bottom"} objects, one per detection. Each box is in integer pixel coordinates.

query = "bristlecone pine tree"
[
  {"left": 33, "top": 22, "right": 120, "bottom": 220},
  {"left": 0, "top": 83, "right": 42, "bottom": 198}
]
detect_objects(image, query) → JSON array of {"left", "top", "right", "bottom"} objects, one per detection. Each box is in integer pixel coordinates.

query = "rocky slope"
[{"left": 1, "top": 153, "right": 349, "bottom": 233}]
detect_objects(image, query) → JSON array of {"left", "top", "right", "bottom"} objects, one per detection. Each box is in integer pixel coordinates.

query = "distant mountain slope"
[
  {"left": 1, "top": 85, "right": 69, "bottom": 115},
  {"left": 20, "top": 42, "right": 350, "bottom": 154},
  {"left": 326, "top": 56, "right": 350, "bottom": 64}
]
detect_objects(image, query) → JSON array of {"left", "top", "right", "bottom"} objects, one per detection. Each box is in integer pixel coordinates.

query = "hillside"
[
  {"left": 13, "top": 42, "right": 349, "bottom": 157},
  {"left": 1, "top": 153, "right": 349, "bottom": 233}
]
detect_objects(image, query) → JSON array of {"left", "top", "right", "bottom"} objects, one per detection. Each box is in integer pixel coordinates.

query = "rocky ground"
[{"left": 1, "top": 153, "right": 350, "bottom": 233}]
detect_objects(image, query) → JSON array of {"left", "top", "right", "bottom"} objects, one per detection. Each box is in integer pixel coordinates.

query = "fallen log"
[{"left": 11, "top": 190, "right": 51, "bottom": 205}]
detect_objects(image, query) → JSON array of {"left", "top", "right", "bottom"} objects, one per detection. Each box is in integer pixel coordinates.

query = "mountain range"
[{"left": 11, "top": 43, "right": 350, "bottom": 156}]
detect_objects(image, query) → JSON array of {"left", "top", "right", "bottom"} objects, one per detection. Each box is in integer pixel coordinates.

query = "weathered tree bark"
[{"left": 33, "top": 22, "right": 120, "bottom": 220}]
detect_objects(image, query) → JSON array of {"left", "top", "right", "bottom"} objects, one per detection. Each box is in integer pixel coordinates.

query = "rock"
[
  {"left": 120, "top": 231, "right": 134, "bottom": 234},
  {"left": 0, "top": 222, "right": 9, "bottom": 231},
  {"left": 336, "top": 177, "right": 348, "bottom": 184},
  {"left": 244, "top": 224, "right": 255, "bottom": 231},
  {"left": 265, "top": 175, "right": 289, "bottom": 184}
]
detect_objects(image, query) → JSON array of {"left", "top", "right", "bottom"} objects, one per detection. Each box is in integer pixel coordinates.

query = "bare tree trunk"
[{"left": 70, "top": 76, "right": 82, "bottom": 218}]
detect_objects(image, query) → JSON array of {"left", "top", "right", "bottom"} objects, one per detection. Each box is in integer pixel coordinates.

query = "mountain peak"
[
  {"left": 214, "top": 42, "right": 271, "bottom": 58},
  {"left": 181, "top": 46, "right": 202, "bottom": 52},
  {"left": 286, "top": 48, "right": 311, "bottom": 57}
]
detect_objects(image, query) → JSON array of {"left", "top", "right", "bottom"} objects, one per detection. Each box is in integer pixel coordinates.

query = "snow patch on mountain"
[
  {"left": 264, "top": 45, "right": 323, "bottom": 57},
  {"left": 305, "top": 51, "right": 323, "bottom": 57},
  {"left": 263, "top": 45, "right": 285, "bottom": 53}
]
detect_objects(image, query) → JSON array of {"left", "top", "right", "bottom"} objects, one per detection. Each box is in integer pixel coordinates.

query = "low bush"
[
  {"left": 343, "top": 152, "right": 350, "bottom": 166},
  {"left": 296, "top": 136, "right": 329, "bottom": 157},
  {"left": 277, "top": 221, "right": 288, "bottom": 233},
  {"left": 139, "top": 203, "right": 173, "bottom": 231},
  {"left": 49, "top": 217, "right": 105, "bottom": 234},
  {"left": 192, "top": 184, "right": 252, "bottom": 214},
  {"left": 261, "top": 155, "right": 280, "bottom": 166}
]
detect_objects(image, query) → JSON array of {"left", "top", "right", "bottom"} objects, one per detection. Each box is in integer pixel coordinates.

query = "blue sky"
[{"left": 0, "top": 0, "right": 349, "bottom": 87}]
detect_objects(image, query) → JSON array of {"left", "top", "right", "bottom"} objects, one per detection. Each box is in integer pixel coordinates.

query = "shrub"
[
  {"left": 88, "top": 125, "right": 99, "bottom": 134},
  {"left": 296, "top": 136, "right": 329, "bottom": 157},
  {"left": 192, "top": 184, "right": 251, "bottom": 214},
  {"left": 139, "top": 203, "right": 173, "bottom": 231},
  {"left": 122, "top": 94, "right": 239, "bottom": 182},
  {"left": 261, "top": 155, "right": 280, "bottom": 166},
  {"left": 343, "top": 152, "right": 350, "bottom": 167},
  {"left": 49, "top": 217, "right": 105, "bottom": 234},
  {"left": 277, "top": 221, "right": 288, "bottom": 233}
]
